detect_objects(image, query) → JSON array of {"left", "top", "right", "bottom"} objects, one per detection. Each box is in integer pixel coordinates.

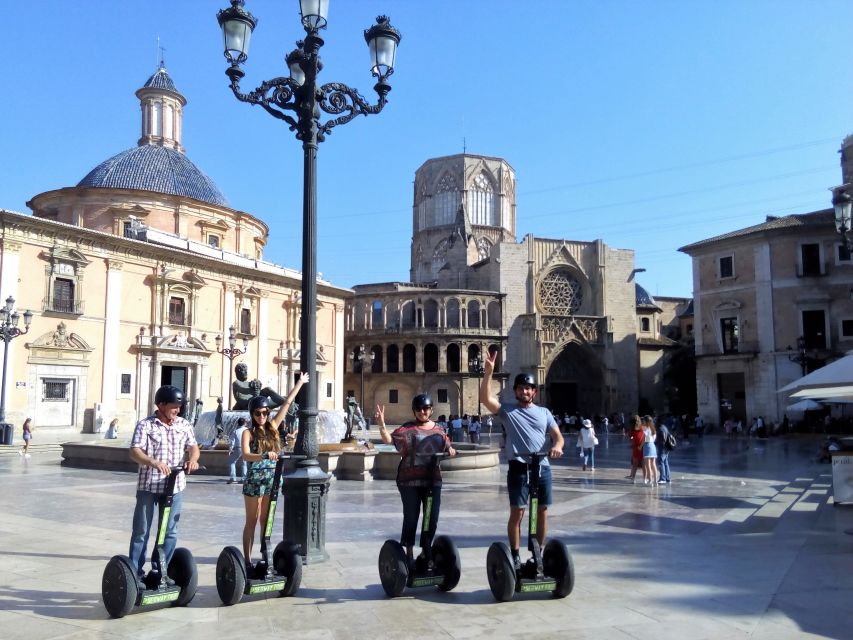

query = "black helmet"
[
  {"left": 154, "top": 385, "right": 183, "bottom": 405},
  {"left": 248, "top": 395, "right": 273, "bottom": 415},
  {"left": 411, "top": 393, "right": 433, "bottom": 411},
  {"left": 513, "top": 373, "right": 536, "bottom": 389}
]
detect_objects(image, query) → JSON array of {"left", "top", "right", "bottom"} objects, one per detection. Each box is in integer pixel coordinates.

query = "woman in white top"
[{"left": 576, "top": 419, "right": 598, "bottom": 471}]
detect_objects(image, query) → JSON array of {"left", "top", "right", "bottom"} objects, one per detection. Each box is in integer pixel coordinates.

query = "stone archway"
[{"left": 545, "top": 342, "right": 604, "bottom": 417}]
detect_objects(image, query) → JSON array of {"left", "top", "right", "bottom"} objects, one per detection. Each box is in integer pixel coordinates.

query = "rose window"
[{"left": 538, "top": 270, "right": 582, "bottom": 315}]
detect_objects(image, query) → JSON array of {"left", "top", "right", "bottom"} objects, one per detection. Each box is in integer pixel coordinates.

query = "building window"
[
  {"left": 386, "top": 345, "right": 399, "bottom": 373},
  {"left": 240, "top": 308, "right": 252, "bottom": 335},
  {"left": 389, "top": 389, "right": 399, "bottom": 404},
  {"left": 208, "top": 234, "right": 220, "bottom": 248},
  {"left": 719, "top": 255, "right": 734, "bottom": 279},
  {"left": 43, "top": 379, "right": 69, "bottom": 401},
  {"left": 437, "top": 389, "right": 448, "bottom": 403},
  {"left": 326, "top": 382, "right": 333, "bottom": 398},
  {"left": 802, "top": 310, "right": 827, "bottom": 349},
  {"left": 838, "top": 244, "right": 852, "bottom": 263},
  {"left": 403, "top": 344, "right": 417, "bottom": 372},
  {"left": 123, "top": 221, "right": 134, "bottom": 238},
  {"left": 720, "top": 317, "right": 739, "bottom": 353},
  {"left": 800, "top": 243, "right": 822, "bottom": 277},
  {"left": 53, "top": 278, "right": 76, "bottom": 313},
  {"left": 641, "top": 317, "right": 650, "bottom": 332},
  {"left": 120, "top": 374, "right": 132, "bottom": 395},
  {"left": 169, "top": 297, "right": 186, "bottom": 325}
]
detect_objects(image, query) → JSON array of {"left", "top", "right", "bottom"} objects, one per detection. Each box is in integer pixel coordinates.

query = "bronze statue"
[
  {"left": 344, "top": 392, "right": 365, "bottom": 441},
  {"left": 231, "top": 362, "right": 286, "bottom": 410}
]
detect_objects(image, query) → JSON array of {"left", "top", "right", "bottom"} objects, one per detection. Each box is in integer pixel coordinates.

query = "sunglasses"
[
  {"left": 253, "top": 410, "right": 270, "bottom": 417},
  {"left": 415, "top": 406, "right": 432, "bottom": 412}
]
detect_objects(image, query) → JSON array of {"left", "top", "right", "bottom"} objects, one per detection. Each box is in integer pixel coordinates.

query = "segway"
[
  {"left": 215, "top": 453, "right": 303, "bottom": 605},
  {"left": 486, "top": 454, "right": 574, "bottom": 601},
  {"left": 102, "top": 467, "right": 198, "bottom": 618},
  {"left": 378, "top": 450, "right": 461, "bottom": 597}
]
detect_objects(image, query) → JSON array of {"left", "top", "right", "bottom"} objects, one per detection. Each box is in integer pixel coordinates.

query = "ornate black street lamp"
[
  {"left": 352, "top": 344, "right": 374, "bottom": 414},
  {"left": 216, "top": 0, "right": 400, "bottom": 563},
  {"left": 468, "top": 353, "right": 484, "bottom": 417},
  {"left": 215, "top": 325, "right": 249, "bottom": 401},
  {"left": 787, "top": 335, "right": 809, "bottom": 376},
  {"left": 832, "top": 186, "right": 852, "bottom": 256},
  {"left": 0, "top": 296, "right": 33, "bottom": 431}
]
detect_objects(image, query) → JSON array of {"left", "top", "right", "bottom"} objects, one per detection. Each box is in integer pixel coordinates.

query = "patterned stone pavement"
[{"left": 1, "top": 432, "right": 851, "bottom": 639}]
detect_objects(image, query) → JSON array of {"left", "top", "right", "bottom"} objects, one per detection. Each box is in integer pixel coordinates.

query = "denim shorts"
[{"left": 507, "top": 460, "right": 553, "bottom": 508}]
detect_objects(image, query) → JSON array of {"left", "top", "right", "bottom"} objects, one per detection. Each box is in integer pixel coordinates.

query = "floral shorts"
[{"left": 242, "top": 460, "right": 275, "bottom": 497}]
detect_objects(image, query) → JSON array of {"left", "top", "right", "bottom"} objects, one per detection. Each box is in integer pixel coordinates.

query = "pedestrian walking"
[
  {"left": 20, "top": 418, "right": 34, "bottom": 457},
  {"left": 656, "top": 421, "right": 672, "bottom": 484},
  {"left": 468, "top": 415, "right": 482, "bottom": 443},
  {"left": 576, "top": 419, "right": 598, "bottom": 471}
]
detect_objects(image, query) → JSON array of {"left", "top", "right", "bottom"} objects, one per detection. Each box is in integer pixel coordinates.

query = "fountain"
[{"left": 60, "top": 364, "right": 499, "bottom": 480}]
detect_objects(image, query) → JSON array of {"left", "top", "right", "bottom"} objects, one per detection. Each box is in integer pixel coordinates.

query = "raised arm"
[
  {"left": 479, "top": 350, "right": 501, "bottom": 415},
  {"left": 375, "top": 404, "right": 392, "bottom": 444},
  {"left": 270, "top": 372, "right": 308, "bottom": 430}
]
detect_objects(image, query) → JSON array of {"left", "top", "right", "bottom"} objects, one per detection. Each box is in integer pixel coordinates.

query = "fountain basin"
[{"left": 60, "top": 440, "right": 500, "bottom": 482}]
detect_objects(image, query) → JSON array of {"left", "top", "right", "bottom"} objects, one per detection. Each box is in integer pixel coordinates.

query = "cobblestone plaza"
[{"left": 1, "top": 433, "right": 851, "bottom": 639}]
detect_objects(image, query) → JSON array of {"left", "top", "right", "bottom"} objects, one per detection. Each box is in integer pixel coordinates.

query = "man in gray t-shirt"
[{"left": 480, "top": 351, "right": 564, "bottom": 569}]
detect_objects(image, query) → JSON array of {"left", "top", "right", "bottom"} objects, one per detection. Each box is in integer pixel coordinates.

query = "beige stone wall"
[
  {"left": 0, "top": 210, "right": 345, "bottom": 432},
  {"left": 29, "top": 189, "right": 268, "bottom": 260},
  {"left": 686, "top": 214, "right": 853, "bottom": 427}
]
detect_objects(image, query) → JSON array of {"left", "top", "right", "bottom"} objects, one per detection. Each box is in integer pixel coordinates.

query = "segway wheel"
[
  {"left": 378, "top": 540, "right": 408, "bottom": 598},
  {"left": 168, "top": 547, "right": 198, "bottom": 607},
  {"left": 216, "top": 546, "right": 247, "bottom": 605},
  {"left": 102, "top": 555, "right": 138, "bottom": 618},
  {"left": 486, "top": 542, "right": 516, "bottom": 602},
  {"left": 543, "top": 539, "right": 575, "bottom": 598},
  {"left": 273, "top": 540, "right": 303, "bottom": 597},
  {"left": 432, "top": 535, "right": 461, "bottom": 592}
]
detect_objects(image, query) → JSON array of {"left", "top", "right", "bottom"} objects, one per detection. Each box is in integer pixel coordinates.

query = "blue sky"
[{"left": 3, "top": 1, "right": 852, "bottom": 298}]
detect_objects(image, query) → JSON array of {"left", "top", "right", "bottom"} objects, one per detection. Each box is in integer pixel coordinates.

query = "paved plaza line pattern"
[{"left": 0, "top": 435, "right": 852, "bottom": 639}]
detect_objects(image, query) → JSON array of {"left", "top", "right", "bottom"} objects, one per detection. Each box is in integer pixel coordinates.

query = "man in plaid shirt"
[{"left": 128, "top": 385, "right": 200, "bottom": 578}]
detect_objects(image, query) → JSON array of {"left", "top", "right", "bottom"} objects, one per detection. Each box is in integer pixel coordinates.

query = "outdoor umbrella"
[
  {"left": 778, "top": 351, "right": 853, "bottom": 397},
  {"left": 785, "top": 398, "right": 824, "bottom": 414}
]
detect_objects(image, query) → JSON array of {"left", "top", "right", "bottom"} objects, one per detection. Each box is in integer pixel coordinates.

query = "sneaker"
[
  {"left": 644, "top": 479, "right": 650, "bottom": 485},
  {"left": 590, "top": 467, "right": 595, "bottom": 471},
  {"left": 657, "top": 480, "right": 667, "bottom": 484},
  {"left": 582, "top": 465, "right": 586, "bottom": 471},
  {"left": 227, "top": 479, "right": 235, "bottom": 484},
  {"left": 18, "top": 450, "right": 23, "bottom": 456},
  {"left": 238, "top": 478, "right": 245, "bottom": 484},
  {"left": 624, "top": 475, "right": 633, "bottom": 479},
  {"left": 512, "top": 555, "right": 522, "bottom": 571},
  {"left": 24, "top": 453, "right": 31, "bottom": 458}
]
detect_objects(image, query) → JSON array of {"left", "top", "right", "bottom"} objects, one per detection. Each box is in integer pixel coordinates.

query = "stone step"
[{"left": 0, "top": 443, "right": 63, "bottom": 457}]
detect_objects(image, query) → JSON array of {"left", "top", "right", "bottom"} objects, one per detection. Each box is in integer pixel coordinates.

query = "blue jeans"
[
  {"left": 399, "top": 485, "right": 442, "bottom": 549},
  {"left": 228, "top": 451, "right": 247, "bottom": 481},
  {"left": 129, "top": 490, "right": 183, "bottom": 577},
  {"left": 582, "top": 447, "right": 594, "bottom": 468},
  {"left": 657, "top": 451, "right": 670, "bottom": 481}
]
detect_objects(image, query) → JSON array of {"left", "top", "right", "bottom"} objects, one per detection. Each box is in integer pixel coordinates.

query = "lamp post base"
[{"left": 282, "top": 462, "right": 331, "bottom": 564}]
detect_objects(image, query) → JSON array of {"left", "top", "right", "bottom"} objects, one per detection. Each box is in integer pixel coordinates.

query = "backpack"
[{"left": 665, "top": 431, "right": 677, "bottom": 451}]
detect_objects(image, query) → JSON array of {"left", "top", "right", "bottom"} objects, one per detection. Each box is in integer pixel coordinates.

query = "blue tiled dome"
[
  {"left": 635, "top": 283, "right": 658, "bottom": 308},
  {"left": 77, "top": 145, "right": 228, "bottom": 206},
  {"left": 143, "top": 67, "right": 177, "bottom": 92}
]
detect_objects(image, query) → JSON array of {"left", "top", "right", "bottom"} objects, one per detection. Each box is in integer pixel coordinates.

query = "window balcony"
[{"left": 42, "top": 298, "right": 84, "bottom": 315}]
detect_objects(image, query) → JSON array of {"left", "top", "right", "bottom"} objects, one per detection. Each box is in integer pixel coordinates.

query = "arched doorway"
[{"left": 545, "top": 342, "right": 604, "bottom": 417}]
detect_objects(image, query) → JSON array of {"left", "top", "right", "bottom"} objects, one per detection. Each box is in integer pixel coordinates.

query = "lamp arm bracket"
[
  {"left": 318, "top": 82, "right": 386, "bottom": 136},
  {"left": 229, "top": 75, "right": 301, "bottom": 131}
]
